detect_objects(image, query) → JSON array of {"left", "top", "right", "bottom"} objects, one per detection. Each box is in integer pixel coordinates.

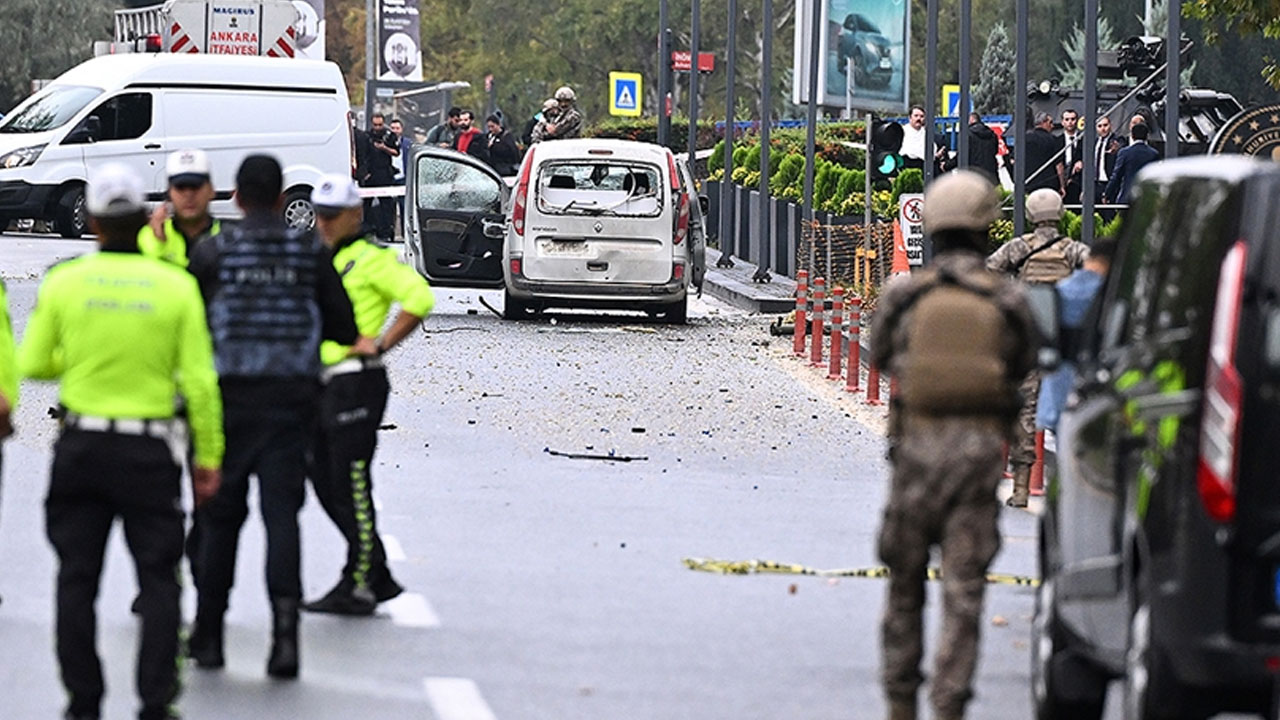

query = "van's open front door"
[{"left": 404, "top": 146, "right": 507, "bottom": 289}]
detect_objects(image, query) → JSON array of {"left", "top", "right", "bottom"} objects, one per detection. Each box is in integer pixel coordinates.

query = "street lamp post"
[
  {"left": 689, "top": 0, "right": 701, "bottom": 162},
  {"left": 658, "top": 0, "right": 671, "bottom": 147},
  {"left": 754, "top": 0, "right": 772, "bottom": 281}
]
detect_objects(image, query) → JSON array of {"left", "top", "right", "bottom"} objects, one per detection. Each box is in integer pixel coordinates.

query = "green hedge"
[{"left": 586, "top": 117, "right": 720, "bottom": 150}]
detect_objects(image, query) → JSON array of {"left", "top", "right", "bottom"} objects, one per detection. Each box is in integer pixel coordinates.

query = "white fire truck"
[{"left": 99, "top": 0, "right": 303, "bottom": 58}]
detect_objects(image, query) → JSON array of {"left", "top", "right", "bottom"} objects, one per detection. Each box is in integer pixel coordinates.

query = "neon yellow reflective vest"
[
  {"left": 138, "top": 217, "right": 221, "bottom": 268},
  {"left": 0, "top": 280, "right": 16, "bottom": 409},
  {"left": 320, "top": 236, "right": 434, "bottom": 366},
  {"left": 18, "top": 251, "right": 224, "bottom": 467}
]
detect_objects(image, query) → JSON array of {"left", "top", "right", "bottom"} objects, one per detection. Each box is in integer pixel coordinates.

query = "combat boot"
[
  {"left": 266, "top": 597, "right": 299, "bottom": 680},
  {"left": 886, "top": 699, "right": 916, "bottom": 720},
  {"left": 1006, "top": 465, "right": 1031, "bottom": 507},
  {"left": 186, "top": 611, "right": 224, "bottom": 669}
]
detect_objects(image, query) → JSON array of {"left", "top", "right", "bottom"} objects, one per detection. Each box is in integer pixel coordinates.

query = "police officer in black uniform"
[{"left": 187, "top": 155, "right": 358, "bottom": 679}]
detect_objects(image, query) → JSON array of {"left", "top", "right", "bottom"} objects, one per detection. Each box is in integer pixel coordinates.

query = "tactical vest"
[
  {"left": 1017, "top": 234, "right": 1074, "bottom": 284},
  {"left": 896, "top": 267, "right": 1020, "bottom": 415},
  {"left": 208, "top": 225, "right": 323, "bottom": 379}
]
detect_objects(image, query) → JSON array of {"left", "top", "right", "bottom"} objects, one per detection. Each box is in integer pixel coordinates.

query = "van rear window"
[{"left": 535, "top": 162, "right": 663, "bottom": 217}]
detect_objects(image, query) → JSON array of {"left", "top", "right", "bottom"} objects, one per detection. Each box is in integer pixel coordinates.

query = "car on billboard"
[{"left": 837, "top": 13, "right": 893, "bottom": 89}]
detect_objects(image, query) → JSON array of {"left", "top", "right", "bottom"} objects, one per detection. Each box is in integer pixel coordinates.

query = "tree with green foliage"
[
  {"left": 1055, "top": 11, "right": 1120, "bottom": 88},
  {"left": 0, "top": 0, "right": 113, "bottom": 113},
  {"left": 1187, "top": 0, "right": 1280, "bottom": 87},
  {"left": 974, "top": 23, "right": 1015, "bottom": 115}
]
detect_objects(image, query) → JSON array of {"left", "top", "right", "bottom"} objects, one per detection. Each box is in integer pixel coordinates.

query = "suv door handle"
[{"left": 144, "top": 143, "right": 162, "bottom": 150}]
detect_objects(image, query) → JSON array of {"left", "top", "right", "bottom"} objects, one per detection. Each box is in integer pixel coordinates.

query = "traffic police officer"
[
  {"left": 18, "top": 163, "right": 224, "bottom": 720},
  {"left": 303, "top": 174, "right": 434, "bottom": 615},
  {"left": 985, "top": 188, "right": 1087, "bottom": 506},
  {"left": 138, "top": 149, "right": 221, "bottom": 267},
  {"left": 871, "top": 170, "right": 1035, "bottom": 720},
  {"left": 186, "top": 155, "right": 358, "bottom": 679}
]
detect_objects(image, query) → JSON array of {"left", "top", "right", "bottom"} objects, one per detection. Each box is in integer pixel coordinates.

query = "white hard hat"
[
  {"left": 87, "top": 163, "right": 145, "bottom": 218},
  {"left": 166, "top": 148, "right": 211, "bottom": 185},
  {"left": 310, "top": 174, "right": 362, "bottom": 212}
]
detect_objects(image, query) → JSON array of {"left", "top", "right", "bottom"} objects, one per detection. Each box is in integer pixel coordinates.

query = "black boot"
[
  {"left": 186, "top": 611, "right": 224, "bottom": 669},
  {"left": 302, "top": 578, "right": 376, "bottom": 616},
  {"left": 267, "top": 597, "right": 299, "bottom": 679},
  {"left": 371, "top": 570, "right": 405, "bottom": 603}
]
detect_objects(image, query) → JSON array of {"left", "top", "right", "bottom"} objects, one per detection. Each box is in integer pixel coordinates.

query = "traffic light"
[{"left": 870, "top": 119, "right": 905, "bottom": 180}]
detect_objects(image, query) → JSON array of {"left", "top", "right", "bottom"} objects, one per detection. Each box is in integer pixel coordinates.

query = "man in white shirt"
[{"left": 901, "top": 105, "right": 928, "bottom": 170}]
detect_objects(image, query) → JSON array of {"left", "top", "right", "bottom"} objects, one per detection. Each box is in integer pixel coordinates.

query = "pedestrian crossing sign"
[{"left": 609, "top": 72, "right": 642, "bottom": 117}]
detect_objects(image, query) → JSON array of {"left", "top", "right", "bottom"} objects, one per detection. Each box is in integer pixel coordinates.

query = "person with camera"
[{"left": 364, "top": 113, "right": 400, "bottom": 243}]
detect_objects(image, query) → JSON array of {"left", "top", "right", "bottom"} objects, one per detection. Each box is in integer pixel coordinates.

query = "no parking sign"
[{"left": 899, "top": 193, "right": 924, "bottom": 266}]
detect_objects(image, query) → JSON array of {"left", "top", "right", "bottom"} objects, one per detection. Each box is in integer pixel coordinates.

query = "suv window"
[{"left": 535, "top": 162, "right": 663, "bottom": 217}]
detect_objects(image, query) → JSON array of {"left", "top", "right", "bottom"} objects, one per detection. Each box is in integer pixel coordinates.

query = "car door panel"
[{"left": 405, "top": 146, "right": 507, "bottom": 288}]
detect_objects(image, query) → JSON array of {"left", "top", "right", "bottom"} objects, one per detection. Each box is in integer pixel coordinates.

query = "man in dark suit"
[
  {"left": 1104, "top": 122, "right": 1160, "bottom": 205},
  {"left": 1089, "top": 115, "right": 1122, "bottom": 204},
  {"left": 1059, "top": 109, "right": 1083, "bottom": 204},
  {"left": 1021, "top": 112, "right": 1062, "bottom": 192}
]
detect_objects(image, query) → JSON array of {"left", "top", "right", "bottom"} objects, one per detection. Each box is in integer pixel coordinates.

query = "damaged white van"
[{"left": 403, "top": 138, "right": 705, "bottom": 323}]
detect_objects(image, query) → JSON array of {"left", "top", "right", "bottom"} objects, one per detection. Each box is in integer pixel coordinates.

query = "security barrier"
[
  {"left": 808, "top": 277, "right": 825, "bottom": 367},
  {"left": 827, "top": 288, "right": 844, "bottom": 380}
]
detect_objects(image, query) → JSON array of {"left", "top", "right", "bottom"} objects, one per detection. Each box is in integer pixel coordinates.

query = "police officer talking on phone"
[
  {"left": 19, "top": 163, "right": 224, "bottom": 720},
  {"left": 138, "top": 149, "right": 221, "bottom": 268}
]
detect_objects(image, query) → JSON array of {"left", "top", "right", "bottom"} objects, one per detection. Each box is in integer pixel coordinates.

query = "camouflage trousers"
[
  {"left": 1010, "top": 370, "right": 1041, "bottom": 468},
  {"left": 878, "top": 415, "right": 1004, "bottom": 718}
]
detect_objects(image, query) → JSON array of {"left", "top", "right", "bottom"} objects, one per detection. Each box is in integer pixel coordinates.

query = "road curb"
[{"left": 702, "top": 249, "right": 796, "bottom": 314}]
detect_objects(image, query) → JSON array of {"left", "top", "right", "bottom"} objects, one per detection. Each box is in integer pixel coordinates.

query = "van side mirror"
[
  {"left": 1025, "top": 284, "right": 1062, "bottom": 369},
  {"left": 1265, "top": 309, "right": 1280, "bottom": 371},
  {"left": 65, "top": 116, "right": 101, "bottom": 144},
  {"left": 698, "top": 195, "right": 709, "bottom": 215}
]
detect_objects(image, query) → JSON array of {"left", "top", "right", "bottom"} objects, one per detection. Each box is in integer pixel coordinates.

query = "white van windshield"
[
  {"left": 536, "top": 162, "right": 663, "bottom": 217},
  {"left": 0, "top": 85, "right": 102, "bottom": 134}
]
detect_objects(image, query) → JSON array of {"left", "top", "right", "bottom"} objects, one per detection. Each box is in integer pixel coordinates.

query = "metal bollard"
[
  {"left": 1030, "top": 430, "right": 1046, "bottom": 496},
  {"left": 793, "top": 270, "right": 808, "bottom": 357},
  {"left": 828, "top": 287, "right": 844, "bottom": 380},
  {"left": 809, "top": 277, "right": 826, "bottom": 366},
  {"left": 846, "top": 296, "right": 861, "bottom": 393},
  {"left": 866, "top": 362, "right": 882, "bottom": 405}
]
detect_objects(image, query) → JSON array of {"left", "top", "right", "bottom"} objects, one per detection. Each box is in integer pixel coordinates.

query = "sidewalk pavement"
[{"left": 702, "top": 248, "right": 796, "bottom": 314}]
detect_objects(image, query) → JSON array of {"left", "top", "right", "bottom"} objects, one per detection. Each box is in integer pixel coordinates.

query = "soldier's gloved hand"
[{"left": 192, "top": 466, "right": 221, "bottom": 507}]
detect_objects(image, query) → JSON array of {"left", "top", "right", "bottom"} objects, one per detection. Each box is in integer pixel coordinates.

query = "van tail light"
[
  {"left": 510, "top": 257, "right": 523, "bottom": 277},
  {"left": 1197, "top": 240, "right": 1247, "bottom": 524},
  {"left": 512, "top": 147, "right": 535, "bottom": 237},
  {"left": 673, "top": 262, "right": 685, "bottom": 281},
  {"left": 347, "top": 112, "right": 358, "bottom": 179},
  {"left": 667, "top": 153, "right": 689, "bottom": 245}
]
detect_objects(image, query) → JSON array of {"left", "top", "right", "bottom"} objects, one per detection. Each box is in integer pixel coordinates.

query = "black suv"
[{"left": 1033, "top": 156, "right": 1280, "bottom": 720}]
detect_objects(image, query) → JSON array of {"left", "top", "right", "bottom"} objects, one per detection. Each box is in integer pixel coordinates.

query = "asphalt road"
[{"left": 0, "top": 232, "right": 1048, "bottom": 720}]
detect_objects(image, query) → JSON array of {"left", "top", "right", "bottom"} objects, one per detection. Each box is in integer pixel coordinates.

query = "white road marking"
[
  {"left": 423, "top": 677, "right": 498, "bottom": 720},
  {"left": 381, "top": 592, "right": 440, "bottom": 628},
  {"left": 382, "top": 533, "right": 407, "bottom": 562}
]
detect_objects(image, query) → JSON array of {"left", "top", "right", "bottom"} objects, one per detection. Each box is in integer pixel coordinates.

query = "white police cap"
[
  {"left": 311, "top": 174, "right": 362, "bottom": 212},
  {"left": 86, "top": 163, "right": 146, "bottom": 218},
  {"left": 166, "top": 148, "right": 211, "bottom": 185}
]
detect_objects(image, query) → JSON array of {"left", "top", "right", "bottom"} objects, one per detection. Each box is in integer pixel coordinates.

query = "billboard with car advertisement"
[{"left": 792, "top": 0, "right": 908, "bottom": 114}]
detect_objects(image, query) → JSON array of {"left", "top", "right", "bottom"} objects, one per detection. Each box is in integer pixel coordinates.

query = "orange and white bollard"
[
  {"left": 846, "top": 296, "right": 861, "bottom": 393},
  {"left": 1030, "top": 430, "right": 1046, "bottom": 496},
  {"left": 809, "top": 277, "right": 826, "bottom": 367},
  {"left": 793, "top": 270, "right": 808, "bottom": 357},
  {"left": 866, "top": 362, "right": 882, "bottom": 405},
  {"left": 828, "top": 287, "right": 844, "bottom": 380}
]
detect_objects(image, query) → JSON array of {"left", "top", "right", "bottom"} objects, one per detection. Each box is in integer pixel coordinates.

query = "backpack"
[
  {"left": 1016, "top": 235, "right": 1074, "bottom": 284},
  {"left": 895, "top": 266, "right": 1020, "bottom": 415}
]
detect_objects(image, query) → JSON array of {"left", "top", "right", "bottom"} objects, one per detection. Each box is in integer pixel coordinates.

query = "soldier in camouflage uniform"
[
  {"left": 532, "top": 85, "right": 583, "bottom": 142},
  {"left": 985, "top": 189, "right": 1088, "bottom": 506},
  {"left": 871, "top": 170, "right": 1036, "bottom": 720}
]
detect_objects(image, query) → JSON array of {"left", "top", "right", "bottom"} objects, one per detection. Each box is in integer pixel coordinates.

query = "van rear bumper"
[
  {"left": 0, "top": 181, "right": 56, "bottom": 217},
  {"left": 508, "top": 276, "right": 685, "bottom": 305}
]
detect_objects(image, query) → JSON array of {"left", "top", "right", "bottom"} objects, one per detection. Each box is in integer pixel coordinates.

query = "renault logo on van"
[{"left": 593, "top": 221, "right": 603, "bottom": 234}]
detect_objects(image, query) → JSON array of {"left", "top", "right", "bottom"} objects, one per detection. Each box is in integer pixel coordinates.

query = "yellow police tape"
[{"left": 681, "top": 557, "right": 1039, "bottom": 587}]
